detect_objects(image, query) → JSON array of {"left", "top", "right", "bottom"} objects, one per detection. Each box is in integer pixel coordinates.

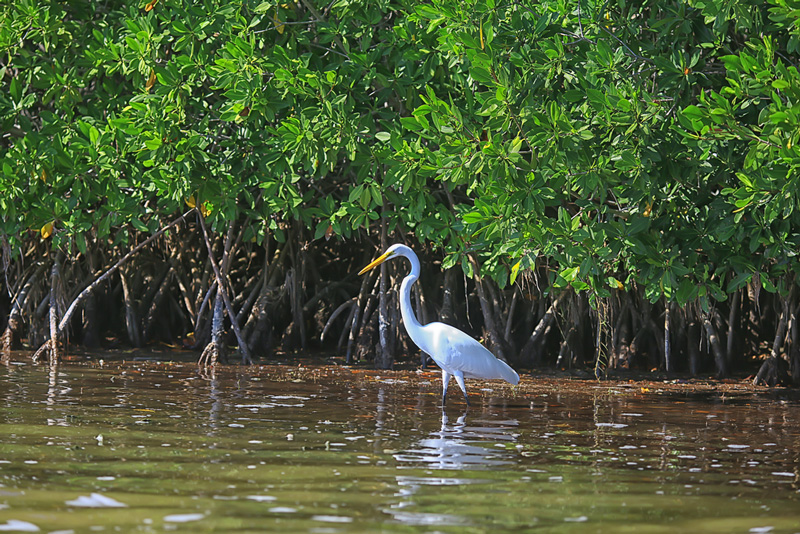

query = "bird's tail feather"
[
  {"left": 465, "top": 358, "right": 520, "bottom": 385},
  {"left": 499, "top": 361, "right": 520, "bottom": 385}
]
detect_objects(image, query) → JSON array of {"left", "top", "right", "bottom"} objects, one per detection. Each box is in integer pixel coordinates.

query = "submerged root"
[
  {"left": 1, "top": 315, "right": 18, "bottom": 363},
  {"left": 1, "top": 325, "right": 13, "bottom": 364},
  {"left": 31, "top": 338, "right": 59, "bottom": 365},
  {"left": 753, "top": 356, "right": 790, "bottom": 387},
  {"left": 198, "top": 341, "right": 221, "bottom": 367}
]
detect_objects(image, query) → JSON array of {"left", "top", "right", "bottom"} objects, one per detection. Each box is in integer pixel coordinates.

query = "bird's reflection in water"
[
  {"left": 386, "top": 411, "right": 520, "bottom": 526},
  {"left": 393, "top": 411, "right": 519, "bottom": 470}
]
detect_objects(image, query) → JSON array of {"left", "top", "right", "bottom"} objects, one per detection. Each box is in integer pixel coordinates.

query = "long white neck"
[{"left": 397, "top": 249, "right": 425, "bottom": 347}]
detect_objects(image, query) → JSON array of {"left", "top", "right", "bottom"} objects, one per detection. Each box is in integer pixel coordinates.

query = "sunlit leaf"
[
  {"left": 510, "top": 260, "right": 521, "bottom": 284},
  {"left": 145, "top": 69, "right": 156, "bottom": 92},
  {"left": 41, "top": 221, "right": 54, "bottom": 239}
]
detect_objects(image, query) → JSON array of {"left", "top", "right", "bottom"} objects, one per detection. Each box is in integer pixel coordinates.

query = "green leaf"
[
  {"left": 471, "top": 66, "right": 494, "bottom": 85},
  {"left": 676, "top": 279, "right": 697, "bottom": 304},
  {"left": 144, "top": 137, "right": 162, "bottom": 150},
  {"left": 560, "top": 266, "right": 579, "bottom": 281},
  {"left": 727, "top": 272, "right": 752, "bottom": 292},
  {"left": 131, "top": 218, "right": 148, "bottom": 233},
  {"left": 682, "top": 105, "right": 704, "bottom": 120},
  {"left": 89, "top": 125, "right": 100, "bottom": 145},
  {"left": 254, "top": 1, "right": 273, "bottom": 13},
  {"left": 462, "top": 211, "right": 485, "bottom": 223},
  {"left": 400, "top": 116, "right": 422, "bottom": 131}
]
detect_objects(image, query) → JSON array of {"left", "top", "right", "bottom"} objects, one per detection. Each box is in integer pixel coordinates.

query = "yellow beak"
[{"left": 358, "top": 250, "right": 394, "bottom": 275}]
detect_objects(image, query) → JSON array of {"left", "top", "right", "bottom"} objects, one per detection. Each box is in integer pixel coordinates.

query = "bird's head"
[{"left": 358, "top": 244, "right": 410, "bottom": 275}]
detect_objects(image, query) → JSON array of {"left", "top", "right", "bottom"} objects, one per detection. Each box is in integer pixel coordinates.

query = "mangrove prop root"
[
  {"left": 664, "top": 302, "right": 672, "bottom": 374},
  {"left": 142, "top": 266, "right": 174, "bottom": 343},
  {"left": 26, "top": 209, "right": 194, "bottom": 359},
  {"left": 519, "top": 290, "right": 567, "bottom": 366},
  {"left": 727, "top": 290, "right": 740, "bottom": 364},
  {"left": 197, "top": 211, "right": 252, "bottom": 365},
  {"left": 7, "top": 209, "right": 800, "bottom": 382},
  {"left": 345, "top": 270, "right": 376, "bottom": 364},
  {"left": 754, "top": 297, "right": 791, "bottom": 386},
  {"left": 2, "top": 271, "right": 37, "bottom": 362},
  {"left": 47, "top": 261, "right": 62, "bottom": 363},
  {"left": 57, "top": 209, "right": 194, "bottom": 336},
  {"left": 199, "top": 293, "right": 225, "bottom": 367},
  {"left": 702, "top": 311, "right": 727, "bottom": 378},
  {"left": 31, "top": 339, "right": 52, "bottom": 365},
  {"left": 321, "top": 298, "right": 355, "bottom": 343},
  {"left": 120, "top": 267, "right": 142, "bottom": 347}
]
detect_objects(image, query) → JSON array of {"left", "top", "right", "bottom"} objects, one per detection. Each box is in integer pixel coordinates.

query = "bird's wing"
[{"left": 421, "top": 322, "right": 520, "bottom": 385}]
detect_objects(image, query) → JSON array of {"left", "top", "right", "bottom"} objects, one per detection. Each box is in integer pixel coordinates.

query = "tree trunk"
[
  {"left": 753, "top": 297, "right": 790, "bottom": 386},
  {"left": 413, "top": 282, "right": 431, "bottom": 368},
  {"left": 518, "top": 291, "right": 566, "bottom": 366},
  {"left": 120, "top": 267, "right": 142, "bottom": 347},
  {"left": 726, "top": 289, "right": 740, "bottom": 365},
  {"left": 338, "top": 304, "right": 357, "bottom": 350},
  {"left": 789, "top": 300, "right": 800, "bottom": 385},
  {"left": 687, "top": 316, "right": 701, "bottom": 375},
  {"left": 440, "top": 268, "right": 457, "bottom": 325},
  {"left": 141, "top": 265, "right": 174, "bottom": 343},
  {"left": 286, "top": 233, "right": 307, "bottom": 350},
  {"left": 594, "top": 299, "right": 608, "bottom": 379},
  {"left": 702, "top": 311, "right": 727, "bottom": 378},
  {"left": 467, "top": 253, "right": 507, "bottom": 362},
  {"left": 33, "top": 261, "right": 62, "bottom": 364},
  {"left": 375, "top": 214, "right": 392, "bottom": 369},
  {"left": 347, "top": 268, "right": 377, "bottom": 364},
  {"left": 193, "top": 258, "right": 213, "bottom": 326},
  {"left": 504, "top": 288, "right": 519, "bottom": 341},
  {"left": 80, "top": 293, "right": 100, "bottom": 348},
  {"left": 610, "top": 293, "right": 631, "bottom": 369},
  {"left": 556, "top": 323, "right": 578, "bottom": 368},
  {"left": 664, "top": 301, "right": 672, "bottom": 374}
]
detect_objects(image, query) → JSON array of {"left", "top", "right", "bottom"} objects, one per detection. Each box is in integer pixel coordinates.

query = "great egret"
[{"left": 359, "top": 244, "right": 520, "bottom": 407}]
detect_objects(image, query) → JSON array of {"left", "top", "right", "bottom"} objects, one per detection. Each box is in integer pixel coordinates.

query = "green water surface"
[{"left": 0, "top": 360, "right": 798, "bottom": 533}]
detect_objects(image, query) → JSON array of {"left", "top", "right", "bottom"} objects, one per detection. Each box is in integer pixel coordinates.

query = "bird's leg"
[
  {"left": 441, "top": 370, "right": 452, "bottom": 408},
  {"left": 454, "top": 371, "right": 470, "bottom": 406}
]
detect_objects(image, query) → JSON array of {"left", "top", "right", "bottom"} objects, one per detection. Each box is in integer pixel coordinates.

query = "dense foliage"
[{"left": 1, "top": 0, "right": 799, "bottom": 383}]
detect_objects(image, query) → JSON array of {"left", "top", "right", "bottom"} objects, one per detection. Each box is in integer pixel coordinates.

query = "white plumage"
[{"left": 359, "top": 244, "right": 520, "bottom": 406}]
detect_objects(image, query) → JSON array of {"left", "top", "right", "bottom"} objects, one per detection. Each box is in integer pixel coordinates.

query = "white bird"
[{"left": 359, "top": 244, "right": 520, "bottom": 407}]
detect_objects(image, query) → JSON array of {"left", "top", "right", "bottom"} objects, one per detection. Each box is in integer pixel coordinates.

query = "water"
[{"left": 1, "top": 359, "right": 799, "bottom": 533}]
